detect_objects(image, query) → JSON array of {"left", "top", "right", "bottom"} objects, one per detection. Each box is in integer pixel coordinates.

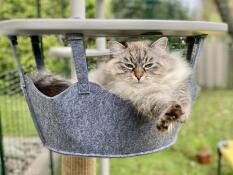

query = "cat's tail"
[{"left": 31, "top": 72, "right": 72, "bottom": 97}]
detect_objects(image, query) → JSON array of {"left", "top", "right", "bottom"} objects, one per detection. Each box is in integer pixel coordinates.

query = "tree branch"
[{"left": 214, "top": 0, "right": 233, "bottom": 39}]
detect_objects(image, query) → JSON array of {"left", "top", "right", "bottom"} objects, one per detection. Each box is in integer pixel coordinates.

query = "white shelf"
[
  {"left": 49, "top": 47, "right": 110, "bottom": 57},
  {"left": 0, "top": 19, "right": 228, "bottom": 36}
]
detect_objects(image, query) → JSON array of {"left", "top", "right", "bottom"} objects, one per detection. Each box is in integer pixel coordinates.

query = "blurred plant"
[
  {"left": 194, "top": 136, "right": 211, "bottom": 152},
  {"left": 193, "top": 136, "right": 212, "bottom": 165},
  {"left": 111, "top": 0, "right": 189, "bottom": 20}
]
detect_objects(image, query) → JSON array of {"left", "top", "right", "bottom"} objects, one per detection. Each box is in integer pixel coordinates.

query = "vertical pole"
[
  {"left": 35, "top": 0, "right": 45, "bottom": 70},
  {"left": 0, "top": 112, "right": 6, "bottom": 175},
  {"left": 62, "top": 1, "right": 96, "bottom": 175},
  {"left": 70, "top": 0, "right": 86, "bottom": 79},
  {"left": 217, "top": 148, "right": 222, "bottom": 175},
  {"left": 71, "top": 0, "right": 86, "bottom": 19},
  {"left": 100, "top": 159, "right": 109, "bottom": 175},
  {"left": 95, "top": 1, "right": 110, "bottom": 175},
  {"left": 30, "top": 36, "right": 44, "bottom": 71},
  {"left": 50, "top": 151, "right": 54, "bottom": 175},
  {"left": 95, "top": 0, "right": 106, "bottom": 52}
]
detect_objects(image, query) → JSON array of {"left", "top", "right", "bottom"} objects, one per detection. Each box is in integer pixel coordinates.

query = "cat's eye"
[
  {"left": 144, "top": 63, "right": 153, "bottom": 69},
  {"left": 125, "top": 63, "right": 134, "bottom": 69}
]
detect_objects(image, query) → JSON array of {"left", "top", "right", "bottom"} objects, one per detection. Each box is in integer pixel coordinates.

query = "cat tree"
[{"left": 0, "top": 0, "right": 227, "bottom": 175}]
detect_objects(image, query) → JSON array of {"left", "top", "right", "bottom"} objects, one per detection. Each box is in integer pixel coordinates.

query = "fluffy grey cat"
[{"left": 32, "top": 37, "right": 192, "bottom": 132}]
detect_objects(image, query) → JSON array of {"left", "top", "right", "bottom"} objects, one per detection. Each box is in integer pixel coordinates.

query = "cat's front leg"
[
  {"left": 156, "top": 101, "right": 184, "bottom": 131},
  {"left": 175, "top": 84, "right": 192, "bottom": 123},
  {"left": 156, "top": 84, "right": 192, "bottom": 131}
]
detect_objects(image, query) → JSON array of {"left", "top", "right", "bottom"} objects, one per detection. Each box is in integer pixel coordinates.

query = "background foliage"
[
  {"left": 0, "top": 0, "right": 95, "bottom": 75},
  {"left": 111, "top": 0, "right": 189, "bottom": 19}
]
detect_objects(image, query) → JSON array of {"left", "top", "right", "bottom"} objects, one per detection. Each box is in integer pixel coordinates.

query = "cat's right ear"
[
  {"left": 150, "top": 37, "right": 168, "bottom": 50},
  {"left": 108, "top": 41, "right": 126, "bottom": 54}
]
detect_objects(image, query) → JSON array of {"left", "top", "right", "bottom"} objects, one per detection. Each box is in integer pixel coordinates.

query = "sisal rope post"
[{"left": 62, "top": 156, "right": 96, "bottom": 175}]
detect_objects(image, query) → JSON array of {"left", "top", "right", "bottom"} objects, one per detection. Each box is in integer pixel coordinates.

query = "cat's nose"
[
  {"left": 134, "top": 67, "right": 144, "bottom": 81},
  {"left": 136, "top": 75, "right": 143, "bottom": 80}
]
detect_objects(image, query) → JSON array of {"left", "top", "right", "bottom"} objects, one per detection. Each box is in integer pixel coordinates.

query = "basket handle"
[{"left": 67, "top": 33, "right": 90, "bottom": 94}]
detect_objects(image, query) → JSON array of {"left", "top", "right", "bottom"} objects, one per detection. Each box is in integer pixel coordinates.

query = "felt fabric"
[
  {"left": 23, "top": 75, "right": 182, "bottom": 157},
  {"left": 15, "top": 34, "right": 204, "bottom": 158}
]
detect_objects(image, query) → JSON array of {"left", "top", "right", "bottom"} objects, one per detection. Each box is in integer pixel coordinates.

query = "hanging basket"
[{"left": 0, "top": 19, "right": 227, "bottom": 158}]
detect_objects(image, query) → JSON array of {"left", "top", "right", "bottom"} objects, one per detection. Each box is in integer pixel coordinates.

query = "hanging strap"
[
  {"left": 186, "top": 35, "right": 206, "bottom": 101},
  {"left": 30, "top": 36, "right": 44, "bottom": 71},
  {"left": 186, "top": 37, "right": 195, "bottom": 63},
  {"left": 186, "top": 35, "right": 206, "bottom": 70},
  {"left": 8, "top": 36, "right": 26, "bottom": 88},
  {"left": 66, "top": 33, "right": 90, "bottom": 94},
  {"left": 191, "top": 35, "right": 206, "bottom": 70}
]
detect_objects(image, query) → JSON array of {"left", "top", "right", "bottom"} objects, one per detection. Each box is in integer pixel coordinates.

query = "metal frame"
[
  {"left": 30, "top": 36, "right": 44, "bottom": 71},
  {"left": 217, "top": 140, "right": 228, "bottom": 175},
  {"left": 186, "top": 35, "right": 206, "bottom": 68},
  {"left": 0, "top": 112, "right": 6, "bottom": 175}
]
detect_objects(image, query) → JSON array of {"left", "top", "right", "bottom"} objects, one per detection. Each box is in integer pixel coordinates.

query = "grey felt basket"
[{"left": 10, "top": 34, "right": 205, "bottom": 158}]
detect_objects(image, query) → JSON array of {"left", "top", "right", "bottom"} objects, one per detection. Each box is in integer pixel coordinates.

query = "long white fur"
[
  {"left": 88, "top": 39, "right": 192, "bottom": 123},
  {"left": 34, "top": 37, "right": 193, "bottom": 130}
]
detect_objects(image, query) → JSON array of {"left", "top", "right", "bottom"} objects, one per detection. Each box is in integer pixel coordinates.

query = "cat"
[{"left": 32, "top": 37, "right": 192, "bottom": 132}]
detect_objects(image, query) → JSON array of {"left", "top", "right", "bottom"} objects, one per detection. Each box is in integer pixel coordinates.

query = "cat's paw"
[
  {"left": 156, "top": 102, "right": 184, "bottom": 132},
  {"left": 165, "top": 103, "right": 184, "bottom": 121},
  {"left": 156, "top": 119, "right": 171, "bottom": 132}
]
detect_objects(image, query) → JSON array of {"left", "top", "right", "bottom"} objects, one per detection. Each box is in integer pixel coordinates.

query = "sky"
[{"left": 180, "top": 0, "right": 200, "bottom": 11}]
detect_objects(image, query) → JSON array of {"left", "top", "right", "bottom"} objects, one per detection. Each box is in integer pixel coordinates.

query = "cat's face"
[{"left": 108, "top": 37, "right": 174, "bottom": 86}]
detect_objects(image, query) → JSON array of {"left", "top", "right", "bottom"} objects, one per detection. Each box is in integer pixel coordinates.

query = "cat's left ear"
[
  {"left": 150, "top": 37, "right": 168, "bottom": 50},
  {"left": 108, "top": 41, "right": 126, "bottom": 53}
]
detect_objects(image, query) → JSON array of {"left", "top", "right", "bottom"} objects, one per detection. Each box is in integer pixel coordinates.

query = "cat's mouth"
[
  {"left": 134, "top": 77, "right": 146, "bottom": 84},
  {"left": 132, "top": 80, "right": 145, "bottom": 86}
]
